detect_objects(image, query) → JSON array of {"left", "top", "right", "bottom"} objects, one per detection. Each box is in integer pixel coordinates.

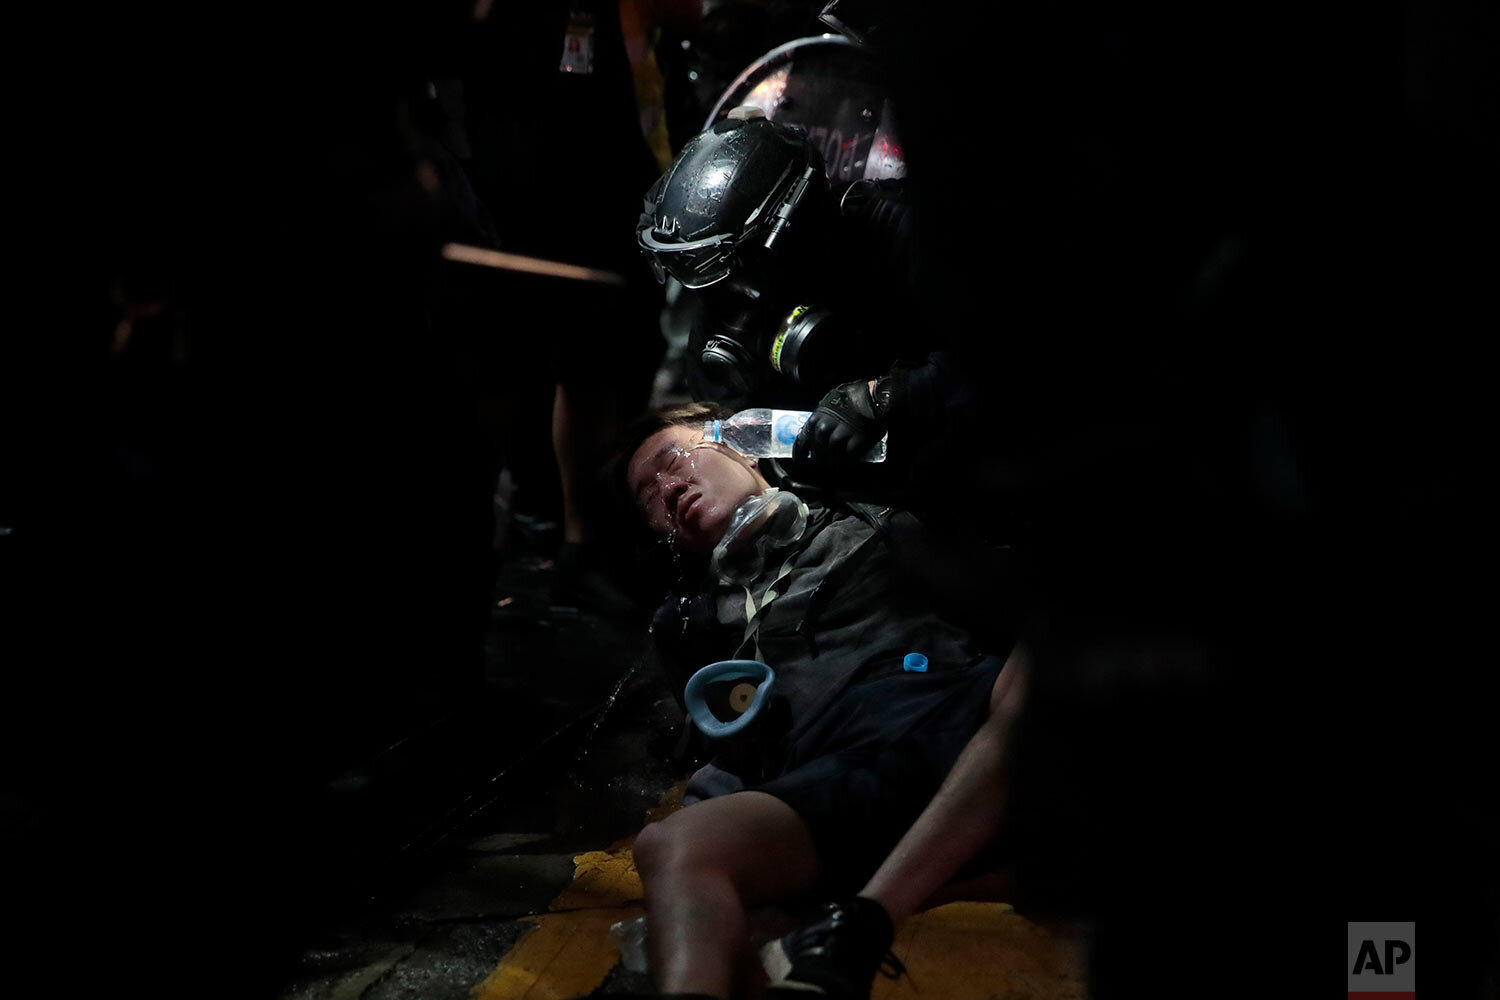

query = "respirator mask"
[
  {"left": 640, "top": 110, "right": 858, "bottom": 397},
  {"left": 709, "top": 487, "right": 809, "bottom": 586},
  {"left": 698, "top": 289, "right": 854, "bottom": 398}
]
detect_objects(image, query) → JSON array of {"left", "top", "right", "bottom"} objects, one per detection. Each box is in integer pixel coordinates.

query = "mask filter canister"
[{"left": 768, "top": 304, "right": 842, "bottom": 385}]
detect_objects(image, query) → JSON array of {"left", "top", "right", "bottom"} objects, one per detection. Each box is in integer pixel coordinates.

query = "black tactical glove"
[{"left": 793, "top": 376, "right": 895, "bottom": 465}]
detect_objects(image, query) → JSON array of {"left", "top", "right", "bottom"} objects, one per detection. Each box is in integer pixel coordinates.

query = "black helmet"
[{"left": 637, "top": 107, "right": 827, "bottom": 289}]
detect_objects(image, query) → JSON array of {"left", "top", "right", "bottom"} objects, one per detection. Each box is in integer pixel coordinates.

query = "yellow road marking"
[
  {"left": 549, "top": 847, "right": 644, "bottom": 912},
  {"left": 474, "top": 785, "right": 683, "bottom": 1000},
  {"left": 472, "top": 845, "right": 644, "bottom": 1000},
  {"left": 872, "top": 901, "right": 1087, "bottom": 1000},
  {"left": 474, "top": 783, "right": 1085, "bottom": 999},
  {"left": 472, "top": 904, "right": 642, "bottom": 1000}
]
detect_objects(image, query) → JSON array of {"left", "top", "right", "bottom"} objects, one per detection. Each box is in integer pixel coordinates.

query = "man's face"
[{"left": 626, "top": 424, "right": 767, "bottom": 553}]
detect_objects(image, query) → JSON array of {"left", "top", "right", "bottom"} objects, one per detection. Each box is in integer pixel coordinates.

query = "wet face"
[{"left": 626, "top": 424, "right": 769, "bottom": 553}]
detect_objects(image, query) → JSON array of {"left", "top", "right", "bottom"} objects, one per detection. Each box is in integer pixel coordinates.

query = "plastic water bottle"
[
  {"left": 702, "top": 408, "right": 887, "bottom": 462},
  {"left": 608, "top": 915, "right": 649, "bottom": 973}
]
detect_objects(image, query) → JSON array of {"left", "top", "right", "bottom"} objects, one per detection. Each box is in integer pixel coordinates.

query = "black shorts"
[{"left": 753, "top": 654, "right": 1005, "bottom": 894}]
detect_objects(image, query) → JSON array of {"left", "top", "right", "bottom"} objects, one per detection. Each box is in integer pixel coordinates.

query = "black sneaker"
[{"left": 760, "top": 897, "right": 906, "bottom": 998}]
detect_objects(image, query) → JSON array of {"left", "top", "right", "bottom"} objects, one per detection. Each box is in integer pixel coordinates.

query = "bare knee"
[
  {"left": 633, "top": 819, "right": 679, "bottom": 881},
  {"left": 634, "top": 811, "right": 724, "bottom": 884},
  {"left": 633, "top": 793, "right": 820, "bottom": 901}
]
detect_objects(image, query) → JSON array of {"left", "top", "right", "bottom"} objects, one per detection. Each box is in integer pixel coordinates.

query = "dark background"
[{"left": 3, "top": 1, "right": 1495, "bottom": 996}]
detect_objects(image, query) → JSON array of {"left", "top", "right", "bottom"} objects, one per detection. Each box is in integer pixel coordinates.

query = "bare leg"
[
  {"left": 634, "top": 791, "right": 822, "bottom": 999},
  {"left": 475, "top": 393, "right": 512, "bottom": 550},
  {"left": 552, "top": 381, "right": 620, "bottom": 545},
  {"left": 858, "top": 646, "right": 1030, "bottom": 924}
]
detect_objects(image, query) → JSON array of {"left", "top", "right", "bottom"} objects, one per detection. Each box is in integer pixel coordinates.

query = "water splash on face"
[
  {"left": 659, "top": 444, "right": 694, "bottom": 556},
  {"left": 648, "top": 437, "right": 718, "bottom": 634}
]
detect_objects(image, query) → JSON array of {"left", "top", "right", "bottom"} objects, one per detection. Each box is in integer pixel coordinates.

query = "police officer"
[{"left": 637, "top": 106, "right": 921, "bottom": 415}]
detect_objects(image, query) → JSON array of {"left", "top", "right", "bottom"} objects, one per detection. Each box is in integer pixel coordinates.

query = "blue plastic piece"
[
  {"left": 684, "top": 660, "right": 776, "bottom": 738},
  {"left": 903, "top": 652, "right": 929, "bottom": 672}
]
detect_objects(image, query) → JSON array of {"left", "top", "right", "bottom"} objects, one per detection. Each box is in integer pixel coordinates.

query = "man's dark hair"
[
  {"left": 597, "top": 401, "right": 737, "bottom": 529},
  {"left": 587, "top": 402, "right": 739, "bottom": 600}
]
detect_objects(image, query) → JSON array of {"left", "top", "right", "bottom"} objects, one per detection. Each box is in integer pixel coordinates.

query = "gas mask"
[
  {"left": 697, "top": 286, "right": 856, "bottom": 399},
  {"left": 640, "top": 110, "right": 854, "bottom": 398},
  {"left": 701, "top": 177, "right": 914, "bottom": 398}
]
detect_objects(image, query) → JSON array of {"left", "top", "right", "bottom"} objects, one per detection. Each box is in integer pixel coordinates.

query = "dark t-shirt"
[
  {"left": 463, "top": 0, "right": 661, "bottom": 270},
  {"left": 667, "top": 501, "right": 1007, "bottom": 889},
  {"left": 722, "top": 510, "right": 983, "bottom": 729},
  {"left": 660, "top": 502, "right": 994, "bottom": 778},
  {"left": 454, "top": 1, "right": 666, "bottom": 378}
]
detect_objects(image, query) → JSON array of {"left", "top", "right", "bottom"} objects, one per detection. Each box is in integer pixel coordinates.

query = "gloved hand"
[{"left": 793, "top": 377, "right": 894, "bottom": 465}]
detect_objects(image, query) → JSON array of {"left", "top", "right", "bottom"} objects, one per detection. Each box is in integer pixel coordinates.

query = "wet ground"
[
  {"left": 263, "top": 508, "right": 1088, "bottom": 1000},
  {"left": 271, "top": 542, "right": 683, "bottom": 1000},
  {"left": 263, "top": 347, "right": 1083, "bottom": 1000}
]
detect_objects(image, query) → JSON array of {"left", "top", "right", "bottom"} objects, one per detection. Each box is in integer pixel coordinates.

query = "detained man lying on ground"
[{"left": 609, "top": 402, "right": 1026, "bottom": 1000}]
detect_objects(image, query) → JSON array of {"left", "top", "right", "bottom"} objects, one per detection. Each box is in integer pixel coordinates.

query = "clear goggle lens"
[{"left": 638, "top": 228, "right": 738, "bottom": 289}]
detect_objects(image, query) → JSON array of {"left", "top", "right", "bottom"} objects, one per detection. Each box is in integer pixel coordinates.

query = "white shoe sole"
[{"left": 759, "top": 938, "right": 826, "bottom": 993}]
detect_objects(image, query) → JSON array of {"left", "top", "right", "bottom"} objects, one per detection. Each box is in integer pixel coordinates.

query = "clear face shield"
[{"left": 637, "top": 229, "right": 740, "bottom": 289}]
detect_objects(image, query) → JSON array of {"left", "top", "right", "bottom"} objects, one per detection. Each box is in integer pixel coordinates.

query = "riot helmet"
[{"left": 637, "top": 107, "right": 828, "bottom": 290}]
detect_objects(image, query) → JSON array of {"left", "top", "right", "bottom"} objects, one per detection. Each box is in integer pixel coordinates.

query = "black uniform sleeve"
[{"left": 884, "top": 350, "right": 979, "bottom": 440}]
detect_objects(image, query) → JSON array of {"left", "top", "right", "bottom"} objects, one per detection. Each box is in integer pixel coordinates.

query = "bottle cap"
[
  {"left": 727, "top": 105, "right": 766, "bottom": 120},
  {"left": 903, "top": 652, "right": 928, "bottom": 672}
]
